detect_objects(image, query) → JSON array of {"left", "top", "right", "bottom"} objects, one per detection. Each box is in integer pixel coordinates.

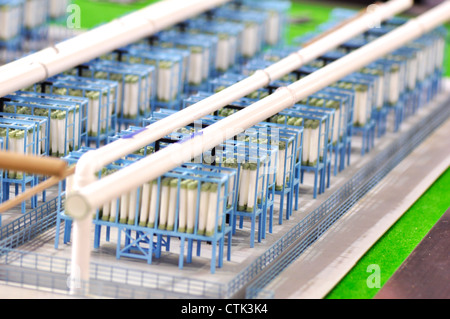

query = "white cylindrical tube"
[
  {"left": 265, "top": 10, "right": 281, "bottom": 46},
  {"left": 178, "top": 179, "right": 189, "bottom": 233},
  {"left": 50, "top": 111, "right": 59, "bottom": 157},
  {"left": 101, "top": 201, "right": 110, "bottom": 222},
  {"left": 147, "top": 180, "right": 158, "bottom": 228},
  {"left": 158, "top": 177, "right": 171, "bottom": 230},
  {"left": 276, "top": 142, "right": 286, "bottom": 190},
  {"left": 87, "top": 92, "right": 100, "bottom": 137},
  {"left": 67, "top": 109, "right": 74, "bottom": 149},
  {"left": 205, "top": 183, "right": 219, "bottom": 237},
  {"left": 139, "top": 182, "right": 151, "bottom": 226},
  {"left": 198, "top": 182, "right": 210, "bottom": 235},
  {"left": 127, "top": 187, "right": 138, "bottom": 225},
  {"left": 57, "top": 111, "right": 67, "bottom": 156},
  {"left": 238, "top": 163, "right": 250, "bottom": 211},
  {"left": 302, "top": 121, "right": 311, "bottom": 165},
  {"left": 309, "top": 121, "right": 320, "bottom": 167},
  {"left": 74, "top": 106, "right": 80, "bottom": 150},
  {"left": 186, "top": 180, "right": 198, "bottom": 234},
  {"left": 246, "top": 163, "right": 258, "bottom": 212},
  {"left": 189, "top": 48, "right": 203, "bottom": 86},
  {"left": 216, "top": 35, "right": 230, "bottom": 71},
  {"left": 119, "top": 192, "right": 129, "bottom": 224},
  {"left": 388, "top": 66, "right": 400, "bottom": 106},
  {"left": 166, "top": 178, "right": 178, "bottom": 231},
  {"left": 109, "top": 198, "right": 118, "bottom": 222},
  {"left": 128, "top": 76, "right": 139, "bottom": 119},
  {"left": 356, "top": 85, "right": 369, "bottom": 126}
]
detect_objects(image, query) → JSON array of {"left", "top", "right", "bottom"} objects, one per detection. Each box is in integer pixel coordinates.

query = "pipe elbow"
[{"left": 73, "top": 150, "right": 101, "bottom": 189}]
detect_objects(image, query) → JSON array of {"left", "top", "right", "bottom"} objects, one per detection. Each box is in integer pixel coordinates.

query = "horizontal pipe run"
[
  {"left": 0, "top": 166, "right": 76, "bottom": 214},
  {"left": 67, "top": 0, "right": 450, "bottom": 214},
  {"left": 0, "top": 151, "right": 68, "bottom": 178},
  {"left": 0, "top": 0, "right": 232, "bottom": 98},
  {"left": 74, "top": 0, "right": 414, "bottom": 175}
]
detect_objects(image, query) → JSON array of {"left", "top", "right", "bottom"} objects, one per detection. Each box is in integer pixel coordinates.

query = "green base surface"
[{"left": 325, "top": 168, "right": 450, "bottom": 299}]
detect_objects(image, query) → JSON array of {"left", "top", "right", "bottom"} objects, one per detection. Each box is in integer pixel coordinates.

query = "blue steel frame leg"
[
  {"left": 196, "top": 239, "right": 202, "bottom": 256},
  {"left": 258, "top": 212, "right": 263, "bottom": 244},
  {"left": 211, "top": 240, "right": 217, "bottom": 274},
  {"left": 268, "top": 187, "right": 275, "bottom": 233},
  {"left": 327, "top": 159, "right": 331, "bottom": 189},
  {"left": 278, "top": 189, "right": 285, "bottom": 224},
  {"left": 64, "top": 219, "right": 72, "bottom": 244},
  {"left": 155, "top": 234, "right": 162, "bottom": 258},
  {"left": 147, "top": 232, "right": 154, "bottom": 265},
  {"left": 178, "top": 236, "right": 185, "bottom": 270},
  {"left": 227, "top": 233, "right": 232, "bottom": 261},
  {"left": 54, "top": 216, "right": 61, "bottom": 249},
  {"left": 286, "top": 190, "right": 292, "bottom": 220},
  {"left": 218, "top": 237, "right": 224, "bottom": 268},
  {"left": 250, "top": 214, "right": 255, "bottom": 248},
  {"left": 116, "top": 228, "right": 122, "bottom": 260},
  {"left": 187, "top": 238, "right": 194, "bottom": 263},
  {"left": 94, "top": 224, "right": 101, "bottom": 249}
]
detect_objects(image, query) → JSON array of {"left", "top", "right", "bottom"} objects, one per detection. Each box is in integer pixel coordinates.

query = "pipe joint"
[
  {"left": 73, "top": 150, "right": 102, "bottom": 189},
  {"left": 275, "top": 86, "right": 297, "bottom": 108},
  {"left": 253, "top": 69, "right": 272, "bottom": 86}
]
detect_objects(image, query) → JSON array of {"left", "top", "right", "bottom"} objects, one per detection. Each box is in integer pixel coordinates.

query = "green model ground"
[
  {"left": 73, "top": 0, "right": 450, "bottom": 299},
  {"left": 326, "top": 168, "right": 450, "bottom": 299}
]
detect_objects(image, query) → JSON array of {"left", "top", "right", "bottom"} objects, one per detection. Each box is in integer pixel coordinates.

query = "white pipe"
[
  {"left": 0, "top": 0, "right": 232, "bottom": 98},
  {"left": 63, "top": 0, "right": 413, "bottom": 295},
  {"left": 66, "top": 0, "right": 450, "bottom": 292}
]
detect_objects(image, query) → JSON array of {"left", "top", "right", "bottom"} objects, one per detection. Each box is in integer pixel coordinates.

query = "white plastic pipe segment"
[
  {"left": 66, "top": 0, "right": 450, "bottom": 294},
  {"left": 0, "top": 0, "right": 232, "bottom": 98}
]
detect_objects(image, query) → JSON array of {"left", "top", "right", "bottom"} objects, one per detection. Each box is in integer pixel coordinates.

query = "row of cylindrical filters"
[
  {"left": 59, "top": 148, "right": 248, "bottom": 270},
  {"left": 1, "top": 0, "right": 290, "bottom": 84},
  {"left": 0, "top": 0, "right": 291, "bottom": 209},
  {"left": 58, "top": 83, "right": 351, "bottom": 250},
  {"left": 70, "top": 100, "right": 331, "bottom": 248},
  {"left": 291, "top": 14, "right": 447, "bottom": 125},
  {"left": 0, "top": 1, "right": 291, "bottom": 148},
  {"left": 0, "top": 0, "right": 69, "bottom": 41},
  {"left": 221, "top": 24, "right": 444, "bottom": 125},
  {"left": 196, "top": 79, "right": 351, "bottom": 180},
  {"left": 1, "top": 12, "right": 444, "bottom": 195},
  {"left": 61, "top": 146, "right": 266, "bottom": 240},
  {"left": 1, "top": 90, "right": 88, "bottom": 160},
  {"left": 117, "top": 122, "right": 290, "bottom": 215},
  {"left": 0, "top": 0, "right": 71, "bottom": 64}
]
